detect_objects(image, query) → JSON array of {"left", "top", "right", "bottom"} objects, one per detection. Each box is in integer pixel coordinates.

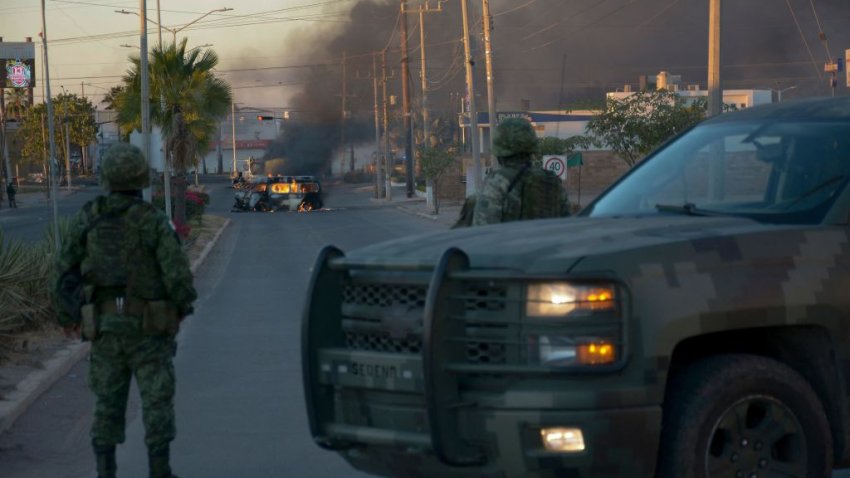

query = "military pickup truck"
[{"left": 302, "top": 96, "right": 850, "bottom": 478}]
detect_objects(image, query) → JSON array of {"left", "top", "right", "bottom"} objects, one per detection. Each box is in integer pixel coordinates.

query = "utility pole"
[
  {"left": 156, "top": 0, "right": 172, "bottom": 219},
  {"left": 40, "top": 0, "right": 60, "bottom": 250},
  {"left": 419, "top": 6, "right": 429, "bottom": 147},
  {"left": 1, "top": 89, "right": 9, "bottom": 190},
  {"left": 382, "top": 50, "right": 392, "bottom": 201},
  {"left": 231, "top": 101, "right": 237, "bottom": 177},
  {"left": 140, "top": 0, "right": 152, "bottom": 202},
  {"left": 64, "top": 120, "right": 72, "bottom": 190},
  {"left": 340, "top": 50, "right": 347, "bottom": 176},
  {"left": 482, "top": 0, "right": 497, "bottom": 156},
  {"left": 400, "top": 0, "right": 414, "bottom": 198},
  {"left": 461, "top": 0, "right": 481, "bottom": 195},
  {"left": 707, "top": 0, "right": 722, "bottom": 117},
  {"left": 372, "top": 54, "right": 384, "bottom": 198}
]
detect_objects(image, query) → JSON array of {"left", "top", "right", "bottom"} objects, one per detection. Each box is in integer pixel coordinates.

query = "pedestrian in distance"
[
  {"left": 53, "top": 143, "right": 197, "bottom": 478},
  {"left": 6, "top": 180, "right": 17, "bottom": 208},
  {"left": 455, "top": 118, "right": 568, "bottom": 227}
]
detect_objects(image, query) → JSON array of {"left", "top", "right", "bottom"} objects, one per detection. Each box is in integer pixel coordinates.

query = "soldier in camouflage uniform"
[
  {"left": 54, "top": 143, "right": 196, "bottom": 478},
  {"left": 472, "top": 118, "right": 567, "bottom": 226}
]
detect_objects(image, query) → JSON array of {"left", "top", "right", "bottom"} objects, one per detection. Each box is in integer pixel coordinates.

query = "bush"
[
  {"left": 153, "top": 190, "right": 208, "bottom": 221},
  {"left": 0, "top": 224, "right": 64, "bottom": 360}
]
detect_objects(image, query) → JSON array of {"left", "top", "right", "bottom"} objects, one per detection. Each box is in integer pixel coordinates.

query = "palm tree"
[
  {"left": 116, "top": 39, "right": 231, "bottom": 224},
  {"left": 4, "top": 89, "right": 29, "bottom": 122}
]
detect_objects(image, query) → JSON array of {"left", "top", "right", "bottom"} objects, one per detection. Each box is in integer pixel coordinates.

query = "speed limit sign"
[{"left": 543, "top": 155, "right": 567, "bottom": 179}]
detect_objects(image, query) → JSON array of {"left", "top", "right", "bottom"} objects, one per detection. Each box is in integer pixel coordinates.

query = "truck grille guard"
[
  {"left": 302, "top": 246, "right": 626, "bottom": 467},
  {"left": 302, "top": 246, "right": 491, "bottom": 465}
]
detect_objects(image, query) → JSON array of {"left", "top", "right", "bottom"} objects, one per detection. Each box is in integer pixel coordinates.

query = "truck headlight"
[{"left": 526, "top": 282, "right": 615, "bottom": 317}]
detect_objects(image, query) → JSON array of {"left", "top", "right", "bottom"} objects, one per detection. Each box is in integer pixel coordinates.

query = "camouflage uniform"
[
  {"left": 54, "top": 143, "right": 196, "bottom": 478},
  {"left": 472, "top": 118, "right": 567, "bottom": 226}
]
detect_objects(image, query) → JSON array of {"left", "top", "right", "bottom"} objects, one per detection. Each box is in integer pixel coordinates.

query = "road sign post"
[{"left": 846, "top": 49, "right": 850, "bottom": 87}]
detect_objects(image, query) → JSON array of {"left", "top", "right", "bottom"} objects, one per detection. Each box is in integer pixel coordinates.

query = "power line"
[
  {"left": 493, "top": 0, "right": 537, "bottom": 17},
  {"left": 785, "top": 0, "right": 823, "bottom": 80},
  {"left": 807, "top": 0, "right": 832, "bottom": 59}
]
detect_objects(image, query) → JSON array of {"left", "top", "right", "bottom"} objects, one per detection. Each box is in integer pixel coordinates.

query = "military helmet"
[
  {"left": 99, "top": 143, "right": 150, "bottom": 191},
  {"left": 492, "top": 118, "right": 538, "bottom": 159}
]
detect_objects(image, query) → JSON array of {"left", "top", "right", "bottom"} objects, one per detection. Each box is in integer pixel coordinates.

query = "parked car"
[{"left": 302, "top": 96, "right": 850, "bottom": 477}]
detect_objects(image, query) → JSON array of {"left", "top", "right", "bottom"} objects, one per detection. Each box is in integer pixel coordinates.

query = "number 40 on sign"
[{"left": 543, "top": 156, "right": 567, "bottom": 179}]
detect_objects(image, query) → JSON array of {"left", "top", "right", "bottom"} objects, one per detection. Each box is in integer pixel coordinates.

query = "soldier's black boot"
[
  {"left": 94, "top": 445, "right": 117, "bottom": 478},
  {"left": 148, "top": 444, "right": 178, "bottom": 478}
]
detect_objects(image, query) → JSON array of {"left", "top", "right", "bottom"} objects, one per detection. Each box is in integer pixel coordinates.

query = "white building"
[{"left": 607, "top": 71, "right": 773, "bottom": 110}]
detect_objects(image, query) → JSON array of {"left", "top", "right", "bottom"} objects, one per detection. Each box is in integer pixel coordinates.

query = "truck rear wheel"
[{"left": 656, "top": 354, "right": 831, "bottom": 478}]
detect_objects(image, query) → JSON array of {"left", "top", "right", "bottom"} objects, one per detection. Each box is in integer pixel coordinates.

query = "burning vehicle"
[{"left": 232, "top": 175, "right": 323, "bottom": 212}]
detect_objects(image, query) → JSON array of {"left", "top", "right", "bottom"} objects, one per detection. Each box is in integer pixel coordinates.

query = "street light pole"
[
  {"left": 40, "top": 0, "right": 61, "bottom": 250},
  {"left": 156, "top": 0, "right": 171, "bottom": 219},
  {"left": 139, "top": 0, "right": 152, "bottom": 202},
  {"left": 231, "top": 101, "right": 238, "bottom": 177}
]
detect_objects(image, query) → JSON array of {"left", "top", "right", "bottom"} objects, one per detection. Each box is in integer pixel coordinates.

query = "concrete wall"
[{"left": 564, "top": 151, "right": 632, "bottom": 207}]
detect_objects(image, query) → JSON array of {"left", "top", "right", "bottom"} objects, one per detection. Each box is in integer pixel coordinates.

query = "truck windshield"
[{"left": 585, "top": 120, "right": 850, "bottom": 224}]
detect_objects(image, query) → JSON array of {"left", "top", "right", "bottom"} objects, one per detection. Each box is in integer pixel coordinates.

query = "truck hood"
[{"left": 343, "top": 215, "right": 802, "bottom": 274}]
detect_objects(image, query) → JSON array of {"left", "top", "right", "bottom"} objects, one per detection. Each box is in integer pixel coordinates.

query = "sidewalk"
[
  {"left": 0, "top": 216, "right": 231, "bottom": 435},
  {"left": 368, "top": 186, "right": 463, "bottom": 228}
]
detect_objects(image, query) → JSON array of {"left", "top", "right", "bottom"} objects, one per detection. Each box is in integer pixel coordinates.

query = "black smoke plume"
[{"left": 266, "top": 0, "right": 850, "bottom": 172}]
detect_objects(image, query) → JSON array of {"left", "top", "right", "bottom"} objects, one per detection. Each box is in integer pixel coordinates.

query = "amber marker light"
[
  {"left": 540, "top": 427, "right": 585, "bottom": 452},
  {"left": 577, "top": 342, "right": 616, "bottom": 365}
]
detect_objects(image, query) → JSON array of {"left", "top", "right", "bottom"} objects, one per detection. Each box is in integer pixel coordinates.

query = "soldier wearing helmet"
[
  {"left": 54, "top": 142, "right": 196, "bottom": 478},
  {"left": 471, "top": 118, "right": 568, "bottom": 226}
]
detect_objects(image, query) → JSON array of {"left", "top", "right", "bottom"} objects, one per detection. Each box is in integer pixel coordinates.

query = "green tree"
[
  {"left": 115, "top": 39, "right": 232, "bottom": 224},
  {"left": 586, "top": 89, "right": 706, "bottom": 167},
  {"left": 419, "top": 144, "right": 457, "bottom": 214},
  {"left": 538, "top": 136, "right": 593, "bottom": 156},
  {"left": 17, "top": 94, "right": 96, "bottom": 175}
]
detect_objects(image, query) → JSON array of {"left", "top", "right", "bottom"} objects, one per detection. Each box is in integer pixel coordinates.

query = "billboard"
[
  {"left": 2, "top": 58, "right": 35, "bottom": 88},
  {"left": 0, "top": 41, "right": 36, "bottom": 89}
]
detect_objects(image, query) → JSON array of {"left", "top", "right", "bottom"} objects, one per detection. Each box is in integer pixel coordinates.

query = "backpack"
[
  {"left": 452, "top": 166, "right": 566, "bottom": 227},
  {"left": 55, "top": 200, "right": 134, "bottom": 323},
  {"left": 498, "top": 165, "right": 565, "bottom": 221},
  {"left": 516, "top": 168, "right": 566, "bottom": 220}
]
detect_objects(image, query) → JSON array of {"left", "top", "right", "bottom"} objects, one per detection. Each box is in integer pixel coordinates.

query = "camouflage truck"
[{"left": 302, "top": 97, "right": 850, "bottom": 477}]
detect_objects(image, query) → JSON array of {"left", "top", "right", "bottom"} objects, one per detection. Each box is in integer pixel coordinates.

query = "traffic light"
[{"left": 257, "top": 115, "right": 274, "bottom": 121}]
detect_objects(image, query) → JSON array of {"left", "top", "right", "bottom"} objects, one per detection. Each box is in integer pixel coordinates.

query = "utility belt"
[{"left": 80, "top": 296, "right": 180, "bottom": 340}]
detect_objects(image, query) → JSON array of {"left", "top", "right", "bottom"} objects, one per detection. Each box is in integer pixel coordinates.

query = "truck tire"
[{"left": 656, "top": 354, "right": 832, "bottom": 478}]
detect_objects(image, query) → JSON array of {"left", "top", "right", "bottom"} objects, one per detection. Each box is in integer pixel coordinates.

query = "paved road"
[
  {"left": 0, "top": 186, "right": 101, "bottom": 243},
  {"left": 3, "top": 178, "right": 850, "bottom": 477},
  {"left": 0, "top": 180, "right": 444, "bottom": 478}
]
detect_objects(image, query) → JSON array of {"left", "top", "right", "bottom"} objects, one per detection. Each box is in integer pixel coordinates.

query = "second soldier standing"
[{"left": 472, "top": 118, "right": 568, "bottom": 226}]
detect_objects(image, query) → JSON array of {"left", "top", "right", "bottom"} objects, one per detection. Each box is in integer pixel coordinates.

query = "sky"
[
  {"left": 0, "top": 0, "right": 362, "bottom": 108},
  {"left": 2, "top": 0, "right": 848, "bottom": 115}
]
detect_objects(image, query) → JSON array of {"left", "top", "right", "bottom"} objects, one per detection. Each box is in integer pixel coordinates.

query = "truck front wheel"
[{"left": 656, "top": 354, "right": 832, "bottom": 478}]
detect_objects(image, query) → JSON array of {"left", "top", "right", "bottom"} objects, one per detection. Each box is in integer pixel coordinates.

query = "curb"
[
  {"left": 0, "top": 342, "right": 91, "bottom": 435},
  {"left": 0, "top": 216, "right": 231, "bottom": 436},
  {"left": 191, "top": 217, "right": 231, "bottom": 274}
]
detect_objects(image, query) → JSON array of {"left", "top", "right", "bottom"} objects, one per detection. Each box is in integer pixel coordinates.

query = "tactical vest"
[
  {"left": 83, "top": 198, "right": 167, "bottom": 301},
  {"left": 499, "top": 166, "right": 565, "bottom": 221}
]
